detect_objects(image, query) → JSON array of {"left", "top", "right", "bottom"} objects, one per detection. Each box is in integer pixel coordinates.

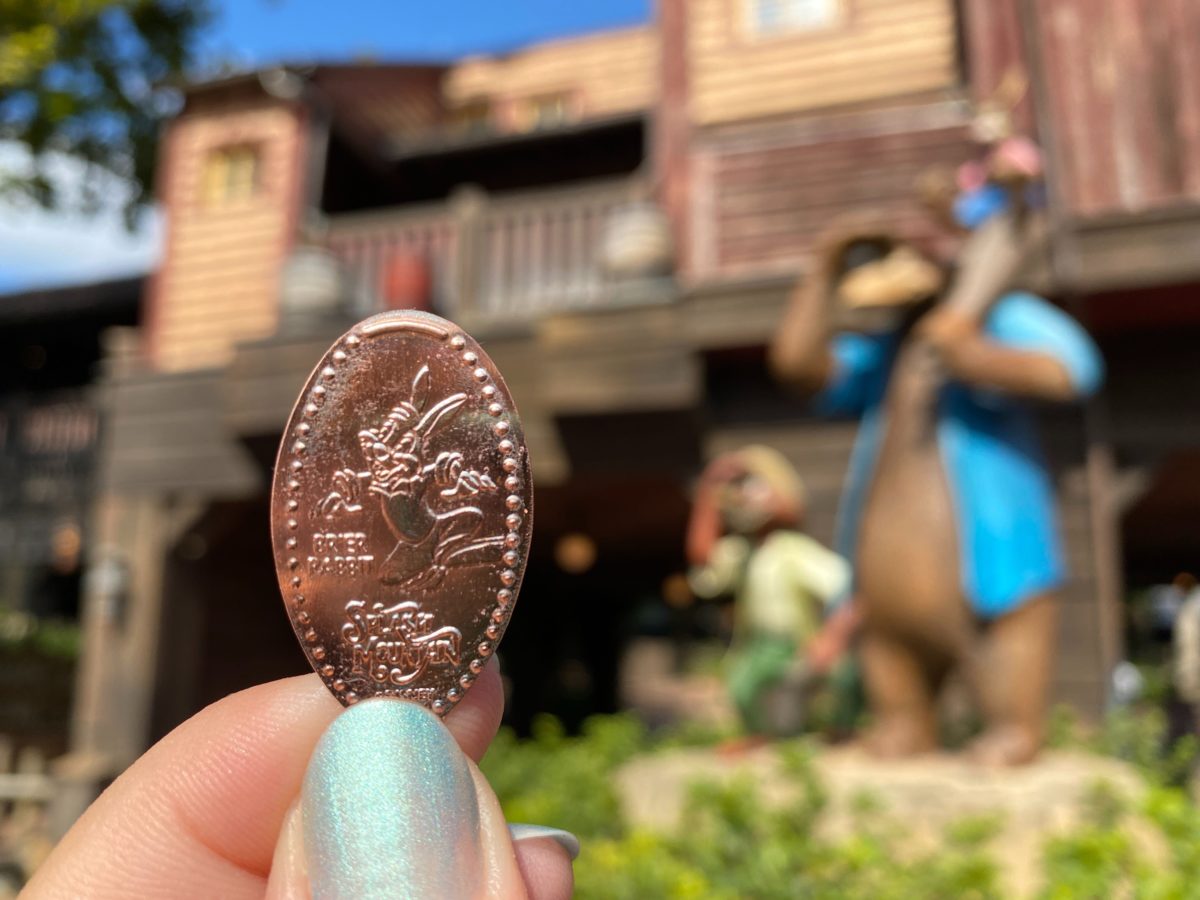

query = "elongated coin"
[{"left": 270, "top": 310, "right": 532, "bottom": 712}]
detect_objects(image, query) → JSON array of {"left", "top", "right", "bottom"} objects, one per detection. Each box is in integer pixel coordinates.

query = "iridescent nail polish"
[{"left": 302, "top": 699, "right": 481, "bottom": 899}]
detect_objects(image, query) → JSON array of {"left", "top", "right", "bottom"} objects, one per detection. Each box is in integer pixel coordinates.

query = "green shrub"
[
  {"left": 1048, "top": 702, "right": 1200, "bottom": 788},
  {"left": 483, "top": 713, "right": 646, "bottom": 839},
  {"left": 481, "top": 709, "right": 1199, "bottom": 899}
]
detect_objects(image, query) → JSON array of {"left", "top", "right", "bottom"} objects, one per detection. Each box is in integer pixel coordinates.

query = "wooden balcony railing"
[
  {"left": 324, "top": 202, "right": 459, "bottom": 315},
  {"left": 324, "top": 178, "right": 645, "bottom": 323}
]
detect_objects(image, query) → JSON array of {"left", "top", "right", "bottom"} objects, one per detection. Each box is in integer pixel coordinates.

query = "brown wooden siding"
[
  {"left": 1034, "top": 0, "right": 1200, "bottom": 216},
  {"left": 688, "top": 0, "right": 960, "bottom": 126},
  {"left": 692, "top": 101, "right": 974, "bottom": 280},
  {"left": 536, "top": 305, "right": 702, "bottom": 415},
  {"left": 310, "top": 66, "right": 446, "bottom": 143},
  {"left": 99, "top": 368, "right": 260, "bottom": 496},
  {"left": 150, "top": 101, "right": 305, "bottom": 372},
  {"left": 445, "top": 27, "right": 657, "bottom": 123}
]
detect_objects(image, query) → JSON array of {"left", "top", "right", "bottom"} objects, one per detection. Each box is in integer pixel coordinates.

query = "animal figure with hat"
[
  {"left": 770, "top": 72, "right": 1102, "bottom": 765},
  {"left": 686, "top": 445, "right": 860, "bottom": 742}
]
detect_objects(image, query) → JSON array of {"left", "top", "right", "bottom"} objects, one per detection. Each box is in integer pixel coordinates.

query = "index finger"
[{"left": 25, "top": 663, "right": 503, "bottom": 899}]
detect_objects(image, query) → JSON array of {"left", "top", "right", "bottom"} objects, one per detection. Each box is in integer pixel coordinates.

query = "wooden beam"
[
  {"left": 656, "top": 0, "right": 691, "bottom": 274},
  {"left": 99, "top": 369, "right": 260, "bottom": 497},
  {"left": 1057, "top": 211, "right": 1200, "bottom": 292},
  {"left": 536, "top": 305, "right": 701, "bottom": 414}
]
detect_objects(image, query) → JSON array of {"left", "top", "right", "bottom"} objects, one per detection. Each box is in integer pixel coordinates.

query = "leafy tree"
[{"left": 0, "top": 0, "right": 211, "bottom": 223}]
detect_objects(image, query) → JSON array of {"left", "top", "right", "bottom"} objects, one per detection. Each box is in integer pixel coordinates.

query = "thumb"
[{"left": 264, "top": 700, "right": 571, "bottom": 900}]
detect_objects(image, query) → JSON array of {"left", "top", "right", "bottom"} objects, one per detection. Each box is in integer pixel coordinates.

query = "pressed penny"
[{"left": 270, "top": 310, "right": 532, "bottom": 712}]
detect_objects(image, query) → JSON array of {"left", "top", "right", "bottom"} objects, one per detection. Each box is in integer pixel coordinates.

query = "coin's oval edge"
[{"left": 269, "top": 310, "right": 534, "bottom": 713}]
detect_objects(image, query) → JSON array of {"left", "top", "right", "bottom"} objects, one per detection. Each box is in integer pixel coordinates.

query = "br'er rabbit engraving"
[{"left": 318, "top": 365, "right": 504, "bottom": 590}]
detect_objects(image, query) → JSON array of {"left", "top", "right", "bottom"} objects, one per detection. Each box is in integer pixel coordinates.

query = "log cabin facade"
[{"left": 60, "top": 0, "right": 1200, "bottom": 813}]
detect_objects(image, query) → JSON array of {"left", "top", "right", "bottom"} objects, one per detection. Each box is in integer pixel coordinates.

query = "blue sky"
[
  {"left": 0, "top": 0, "right": 651, "bottom": 294},
  {"left": 202, "top": 0, "right": 651, "bottom": 67}
]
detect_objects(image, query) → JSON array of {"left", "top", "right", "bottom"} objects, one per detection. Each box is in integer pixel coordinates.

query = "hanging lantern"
[{"left": 599, "top": 201, "right": 674, "bottom": 281}]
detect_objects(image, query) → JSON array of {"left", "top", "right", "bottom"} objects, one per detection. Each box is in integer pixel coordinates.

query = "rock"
[{"left": 615, "top": 744, "right": 1168, "bottom": 897}]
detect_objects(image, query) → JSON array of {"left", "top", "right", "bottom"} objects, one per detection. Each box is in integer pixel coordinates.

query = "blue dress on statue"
[{"left": 815, "top": 291, "right": 1103, "bottom": 619}]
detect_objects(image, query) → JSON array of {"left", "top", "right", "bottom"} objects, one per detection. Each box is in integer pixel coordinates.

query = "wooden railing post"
[{"left": 449, "top": 186, "right": 487, "bottom": 317}]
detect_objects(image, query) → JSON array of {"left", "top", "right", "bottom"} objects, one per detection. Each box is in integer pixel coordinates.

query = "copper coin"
[{"left": 270, "top": 310, "right": 532, "bottom": 712}]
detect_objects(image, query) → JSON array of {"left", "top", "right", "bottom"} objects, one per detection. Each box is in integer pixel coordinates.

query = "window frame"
[
  {"left": 739, "top": 0, "right": 848, "bottom": 42},
  {"left": 199, "top": 142, "right": 263, "bottom": 208}
]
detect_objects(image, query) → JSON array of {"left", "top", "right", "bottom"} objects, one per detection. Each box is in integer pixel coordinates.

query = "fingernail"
[
  {"left": 302, "top": 700, "right": 481, "bottom": 900},
  {"left": 509, "top": 823, "right": 581, "bottom": 861}
]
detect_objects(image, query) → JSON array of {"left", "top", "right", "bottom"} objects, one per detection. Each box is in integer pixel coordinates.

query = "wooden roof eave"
[
  {"left": 1050, "top": 205, "right": 1200, "bottom": 295},
  {"left": 383, "top": 112, "right": 648, "bottom": 163}
]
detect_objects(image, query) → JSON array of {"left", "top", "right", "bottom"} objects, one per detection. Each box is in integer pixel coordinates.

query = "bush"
[
  {"left": 482, "top": 713, "right": 647, "bottom": 840},
  {"left": 480, "top": 709, "right": 1199, "bottom": 899},
  {"left": 1048, "top": 702, "right": 1199, "bottom": 788}
]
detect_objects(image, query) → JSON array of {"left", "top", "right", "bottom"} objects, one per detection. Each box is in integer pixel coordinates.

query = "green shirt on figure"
[{"left": 690, "top": 531, "right": 851, "bottom": 735}]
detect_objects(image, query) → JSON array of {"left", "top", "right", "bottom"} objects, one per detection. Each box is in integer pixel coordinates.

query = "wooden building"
[
  {"left": 60, "top": 0, "right": 1200, "bottom": 810},
  {"left": 0, "top": 277, "right": 141, "bottom": 759}
]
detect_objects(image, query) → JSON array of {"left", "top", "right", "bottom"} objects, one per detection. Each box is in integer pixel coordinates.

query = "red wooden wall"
[
  {"left": 691, "top": 104, "right": 973, "bottom": 279},
  {"left": 1033, "top": 0, "right": 1200, "bottom": 216}
]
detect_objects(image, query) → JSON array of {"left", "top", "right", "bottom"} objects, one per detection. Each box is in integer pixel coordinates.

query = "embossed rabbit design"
[{"left": 321, "top": 366, "right": 504, "bottom": 590}]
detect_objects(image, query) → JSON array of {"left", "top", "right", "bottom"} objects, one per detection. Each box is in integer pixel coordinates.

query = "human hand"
[
  {"left": 805, "top": 630, "right": 845, "bottom": 677},
  {"left": 24, "top": 663, "right": 575, "bottom": 899},
  {"left": 917, "top": 305, "right": 977, "bottom": 348},
  {"left": 806, "top": 602, "right": 862, "bottom": 677},
  {"left": 688, "top": 454, "right": 744, "bottom": 566},
  {"left": 915, "top": 306, "right": 981, "bottom": 374}
]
